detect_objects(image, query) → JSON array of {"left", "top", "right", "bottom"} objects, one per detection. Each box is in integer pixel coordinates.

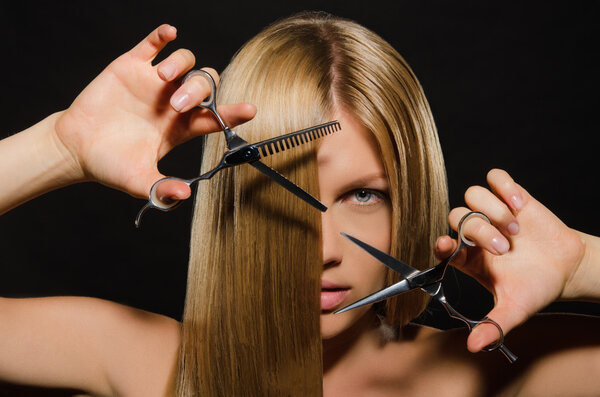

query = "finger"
[
  {"left": 129, "top": 169, "right": 192, "bottom": 202},
  {"left": 434, "top": 235, "right": 457, "bottom": 260},
  {"left": 467, "top": 302, "right": 528, "bottom": 353},
  {"left": 130, "top": 24, "right": 177, "bottom": 62},
  {"left": 160, "top": 102, "right": 257, "bottom": 151},
  {"left": 464, "top": 185, "right": 520, "bottom": 236},
  {"left": 486, "top": 169, "right": 528, "bottom": 212},
  {"left": 156, "top": 48, "right": 196, "bottom": 82},
  {"left": 449, "top": 207, "right": 510, "bottom": 255},
  {"left": 126, "top": 168, "right": 166, "bottom": 199},
  {"left": 434, "top": 235, "right": 469, "bottom": 269},
  {"left": 188, "top": 102, "right": 257, "bottom": 134},
  {"left": 170, "top": 67, "right": 219, "bottom": 113},
  {"left": 153, "top": 179, "right": 192, "bottom": 204}
]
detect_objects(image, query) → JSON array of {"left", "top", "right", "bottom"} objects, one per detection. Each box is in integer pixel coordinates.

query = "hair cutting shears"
[
  {"left": 135, "top": 69, "right": 341, "bottom": 227},
  {"left": 335, "top": 211, "right": 518, "bottom": 363}
]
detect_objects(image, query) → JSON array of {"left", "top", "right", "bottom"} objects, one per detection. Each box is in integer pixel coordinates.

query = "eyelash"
[{"left": 342, "top": 188, "right": 389, "bottom": 206}]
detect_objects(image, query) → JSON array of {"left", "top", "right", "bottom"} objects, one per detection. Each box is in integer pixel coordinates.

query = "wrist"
[
  {"left": 0, "top": 112, "right": 86, "bottom": 214},
  {"left": 29, "top": 111, "right": 88, "bottom": 189},
  {"left": 48, "top": 111, "right": 87, "bottom": 185},
  {"left": 562, "top": 231, "right": 600, "bottom": 303}
]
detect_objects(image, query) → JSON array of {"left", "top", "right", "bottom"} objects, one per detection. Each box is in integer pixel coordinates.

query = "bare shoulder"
[
  {"left": 499, "top": 313, "right": 600, "bottom": 397},
  {"left": 382, "top": 315, "right": 600, "bottom": 397},
  {"left": 0, "top": 296, "right": 181, "bottom": 396}
]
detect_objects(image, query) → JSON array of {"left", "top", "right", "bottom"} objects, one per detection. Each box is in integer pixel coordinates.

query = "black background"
[{"left": 1, "top": 0, "right": 598, "bottom": 333}]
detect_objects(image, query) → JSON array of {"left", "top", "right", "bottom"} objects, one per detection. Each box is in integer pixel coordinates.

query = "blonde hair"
[{"left": 176, "top": 12, "right": 448, "bottom": 396}]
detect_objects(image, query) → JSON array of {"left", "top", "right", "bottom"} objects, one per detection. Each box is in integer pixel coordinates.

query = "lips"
[{"left": 321, "top": 280, "right": 350, "bottom": 311}]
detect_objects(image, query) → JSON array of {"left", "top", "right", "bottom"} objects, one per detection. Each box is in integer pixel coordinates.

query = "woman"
[{"left": 1, "top": 13, "right": 598, "bottom": 396}]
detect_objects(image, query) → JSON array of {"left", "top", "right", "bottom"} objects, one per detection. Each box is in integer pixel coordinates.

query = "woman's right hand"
[{"left": 53, "top": 24, "right": 256, "bottom": 202}]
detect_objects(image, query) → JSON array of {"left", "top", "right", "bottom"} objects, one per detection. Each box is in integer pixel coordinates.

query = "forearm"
[
  {"left": 0, "top": 112, "right": 82, "bottom": 214},
  {"left": 562, "top": 231, "right": 600, "bottom": 303}
]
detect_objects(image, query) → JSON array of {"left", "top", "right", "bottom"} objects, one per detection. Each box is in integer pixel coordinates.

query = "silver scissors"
[
  {"left": 135, "top": 69, "right": 341, "bottom": 227},
  {"left": 335, "top": 211, "right": 518, "bottom": 363}
]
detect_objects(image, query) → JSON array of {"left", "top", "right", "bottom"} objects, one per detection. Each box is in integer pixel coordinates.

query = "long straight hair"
[{"left": 176, "top": 12, "right": 448, "bottom": 396}]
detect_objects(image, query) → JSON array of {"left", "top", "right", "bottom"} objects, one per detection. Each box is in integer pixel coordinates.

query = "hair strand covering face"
[{"left": 175, "top": 11, "right": 448, "bottom": 396}]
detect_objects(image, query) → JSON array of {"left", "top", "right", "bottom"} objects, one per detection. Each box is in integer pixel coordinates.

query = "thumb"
[
  {"left": 132, "top": 170, "right": 191, "bottom": 203},
  {"left": 434, "top": 235, "right": 457, "bottom": 260},
  {"left": 153, "top": 177, "right": 192, "bottom": 204},
  {"left": 467, "top": 302, "right": 528, "bottom": 353}
]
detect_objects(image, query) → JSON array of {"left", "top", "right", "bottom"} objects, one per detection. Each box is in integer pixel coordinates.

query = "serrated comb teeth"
[{"left": 254, "top": 121, "right": 341, "bottom": 158}]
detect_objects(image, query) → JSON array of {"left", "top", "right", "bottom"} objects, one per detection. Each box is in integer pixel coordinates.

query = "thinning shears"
[
  {"left": 135, "top": 69, "right": 341, "bottom": 227},
  {"left": 335, "top": 211, "right": 518, "bottom": 363}
]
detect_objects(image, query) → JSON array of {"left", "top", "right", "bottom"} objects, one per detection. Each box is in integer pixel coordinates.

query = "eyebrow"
[{"left": 334, "top": 173, "right": 389, "bottom": 194}]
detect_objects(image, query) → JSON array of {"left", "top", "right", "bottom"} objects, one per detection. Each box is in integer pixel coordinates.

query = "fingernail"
[
  {"left": 158, "top": 62, "right": 177, "bottom": 81},
  {"left": 507, "top": 222, "right": 519, "bottom": 235},
  {"left": 511, "top": 194, "right": 523, "bottom": 211},
  {"left": 491, "top": 236, "right": 510, "bottom": 254},
  {"left": 170, "top": 89, "right": 190, "bottom": 112}
]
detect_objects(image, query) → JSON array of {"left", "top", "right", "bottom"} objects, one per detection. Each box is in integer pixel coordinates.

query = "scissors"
[
  {"left": 135, "top": 69, "right": 341, "bottom": 227},
  {"left": 335, "top": 211, "right": 518, "bottom": 363}
]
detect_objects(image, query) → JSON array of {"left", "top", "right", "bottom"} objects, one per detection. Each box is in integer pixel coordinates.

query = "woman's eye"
[
  {"left": 344, "top": 189, "right": 387, "bottom": 205},
  {"left": 355, "top": 189, "right": 374, "bottom": 203}
]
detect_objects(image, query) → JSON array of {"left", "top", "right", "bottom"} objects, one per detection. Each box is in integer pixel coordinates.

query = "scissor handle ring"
[
  {"left": 458, "top": 211, "right": 492, "bottom": 247},
  {"left": 147, "top": 176, "right": 189, "bottom": 211},
  {"left": 134, "top": 177, "right": 189, "bottom": 228},
  {"left": 476, "top": 317, "right": 505, "bottom": 352},
  {"left": 183, "top": 69, "right": 216, "bottom": 108},
  {"left": 476, "top": 317, "right": 519, "bottom": 363},
  {"left": 183, "top": 69, "right": 229, "bottom": 133}
]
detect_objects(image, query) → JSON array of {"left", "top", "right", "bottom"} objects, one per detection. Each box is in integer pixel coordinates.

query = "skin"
[
  {"left": 0, "top": 24, "right": 256, "bottom": 215},
  {"left": 318, "top": 111, "right": 391, "bottom": 341},
  {"left": 317, "top": 124, "right": 600, "bottom": 395},
  {"left": 0, "top": 25, "right": 599, "bottom": 396},
  {"left": 317, "top": 126, "right": 600, "bottom": 395}
]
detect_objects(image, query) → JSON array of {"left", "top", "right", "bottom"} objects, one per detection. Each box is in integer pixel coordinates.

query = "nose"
[{"left": 321, "top": 210, "right": 343, "bottom": 269}]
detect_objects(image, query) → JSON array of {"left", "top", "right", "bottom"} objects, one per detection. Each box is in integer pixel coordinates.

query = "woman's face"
[{"left": 318, "top": 111, "right": 392, "bottom": 339}]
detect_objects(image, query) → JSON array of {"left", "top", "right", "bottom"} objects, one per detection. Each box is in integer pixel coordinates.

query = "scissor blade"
[
  {"left": 334, "top": 279, "right": 412, "bottom": 314},
  {"left": 341, "top": 233, "right": 420, "bottom": 279},
  {"left": 224, "top": 128, "right": 249, "bottom": 151},
  {"left": 250, "top": 161, "right": 327, "bottom": 212},
  {"left": 253, "top": 121, "right": 341, "bottom": 158}
]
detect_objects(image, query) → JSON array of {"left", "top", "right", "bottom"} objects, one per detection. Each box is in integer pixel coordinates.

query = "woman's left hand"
[{"left": 435, "top": 168, "right": 588, "bottom": 353}]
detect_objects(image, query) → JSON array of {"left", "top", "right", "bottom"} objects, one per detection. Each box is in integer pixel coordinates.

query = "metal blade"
[
  {"left": 223, "top": 128, "right": 249, "bottom": 151},
  {"left": 250, "top": 161, "right": 327, "bottom": 212},
  {"left": 334, "top": 279, "right": 412, "bottom": 314},
  {"left": 253, "top": 121, "right": 341, "bottom": 158},
  {"left": 341, "top": 233, "right": 420, "bottom": 279}
]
